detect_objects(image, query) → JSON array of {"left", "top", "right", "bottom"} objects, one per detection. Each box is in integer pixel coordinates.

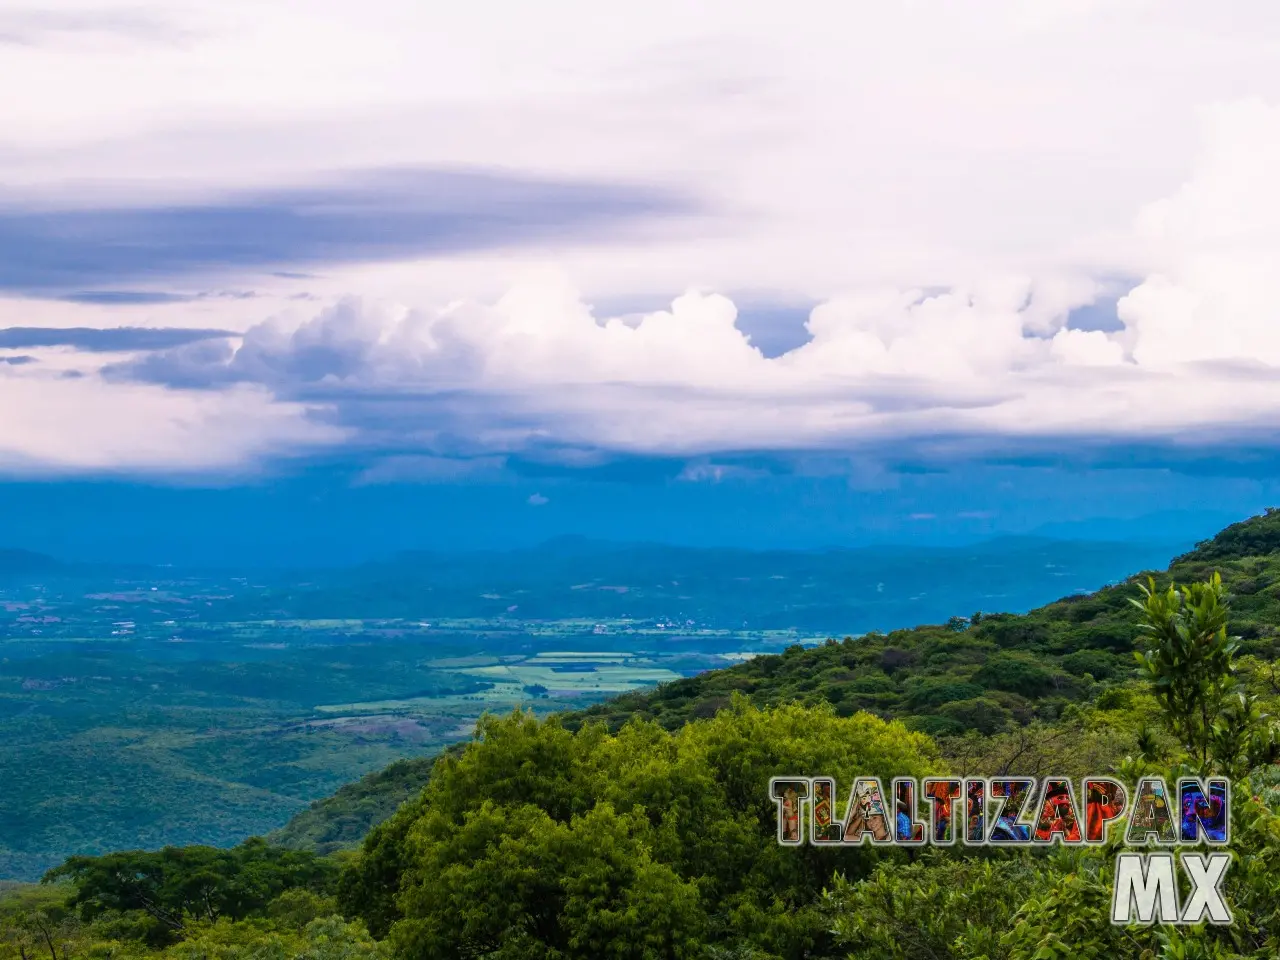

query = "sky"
[{"left": 3, "top": 0, "right": 1280, "bottom": 563}]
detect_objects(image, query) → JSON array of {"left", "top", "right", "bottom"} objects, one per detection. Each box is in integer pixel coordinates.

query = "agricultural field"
[{"left": 0, "top": 572, "right": 802, "bottom": 880}]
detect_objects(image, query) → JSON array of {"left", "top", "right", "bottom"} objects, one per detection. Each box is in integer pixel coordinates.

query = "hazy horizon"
[{"left": 0, "top": 480, "right": 1240, "bottom": 569}]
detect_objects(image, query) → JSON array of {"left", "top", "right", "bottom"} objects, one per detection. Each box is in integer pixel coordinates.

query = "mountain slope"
[
  {"left": 270, "top": 509, "right": 1280, "bottom": 851},
  {"left": 0, "top": 549, "right": 62, "bottom": 577},
  {"left": 266, "top": 753, "right": 454, "bottom": 854}
]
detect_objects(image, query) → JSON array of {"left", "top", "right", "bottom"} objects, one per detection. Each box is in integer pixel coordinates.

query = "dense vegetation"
[
  {"left": 9, "top": 510, "right": 1280, "bottom": 957},
  {"left": 47, "top": 840, "right": 341, "bottom": 947},
  {"left": 267, "top": 756, "right": 451, "bottom": 856}
]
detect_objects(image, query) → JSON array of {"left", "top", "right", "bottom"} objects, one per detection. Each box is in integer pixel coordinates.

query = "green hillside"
[
  {"left": 267, "top": 753, "right": 461, "bottom": 855},
  {"left": 269, "top": 507, "right": 1280, "bottom": 852}
]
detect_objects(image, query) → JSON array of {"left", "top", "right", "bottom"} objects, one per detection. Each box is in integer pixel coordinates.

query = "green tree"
[
  {"left": 998, "top": 575, "right": 1280, "bottom": 958},
  {"left": 294, "top": 917, "right": 388, "bottom": 960},
  {"left": 825, "top": 854, "right": 1054, "bottom": 960},
  {"left": 341, "top": 700, "right": 939, "bottom": 958},
  {"left": 46, "top": 841, "right": 339, "bottom": 946},
  {"left": 391, "top": 802, "right": 705, "bottom": 960},
  {"left": 160, "top": 916, "right": 385, "bottom": 960},
  {"left": 1132, "top": 572, "right": 1279, "bottom": 776},
  {"left": 973, "top": 653, "right": 1061, "bottom": 699},
  {"left": 0, "top": 907, "right": 84, "bottom": 960}
]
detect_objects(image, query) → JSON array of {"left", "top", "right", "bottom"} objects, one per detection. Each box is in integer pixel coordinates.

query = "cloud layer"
[{"left": 3, "top": 2, "right": 1280, "bottom": 475}]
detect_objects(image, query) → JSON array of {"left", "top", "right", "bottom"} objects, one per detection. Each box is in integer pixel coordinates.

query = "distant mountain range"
[
  {"left": 0, "top": 549, "right": 61, "bottom": 576},
  {"left": 0, "top": 534, "right": 1192, "bottom": 633}
]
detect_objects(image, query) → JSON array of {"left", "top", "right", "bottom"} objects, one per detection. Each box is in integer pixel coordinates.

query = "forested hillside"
[
  {"left": 9, "top": 509, "right": 1280, "bottom": 959},
  {"left": 267, "top": 756, "right": 451, "bottom": 855},
  {"left": 260, "top": 508, "right": 1280, "bottom": 852}
]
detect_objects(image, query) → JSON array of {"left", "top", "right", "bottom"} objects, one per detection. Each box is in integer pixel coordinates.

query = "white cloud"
[
  {"left": 677, "top": 461, "right": 771, "bottom": 483},
  {"left": 104, "top": 255, "right": 1280, "bottom": 463},
  {"left": 1050, "top": 328, "right": 1126, "bottom": 366},
  {"left": 0, "top": 367, "right": 340, "bottom": 473},
  {"left": 527, "top": 492, "right": 549, "bottom": 506},
  {"left": 1120, "top": 99, "right": 1280, "bottom": 367}
]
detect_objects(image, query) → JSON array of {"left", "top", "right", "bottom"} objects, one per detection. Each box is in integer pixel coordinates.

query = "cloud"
[
  {"left": 0, "top": 326, "right": 237, "bottom": 352},
  {"left": 1050, "top": 328, "right": 1126, "bottom": 366},
  {"left": 58, "top": 291, "right": 198, "bottom": 305},
  {"left": 3, "top": 4, "right": 1280, "bottom": 477},
  {"left": 1118, "top": 99, "right": 1280, "bottom": 368},
  {"left": 56, "top": 290, "right": 260, "bottom": 305},
  {"left": 0, "top": 167, "right": 695, "bottom": 295},
  {"left": 0, "top": 373, "right": 339, "bottom": 474},
  {"left": 1, "top": 355, "right": 36, "bottom": 365},
  {"left": 105, "top": 271, "right": 1108, "bottom": 462},
  {"left": 527, "top": 492, "right": 549, "bottom": 506},
  {"left": 0, "top": 8, "right": 192, "bottom": 46},
  {"left": 677, "top": 460, "right": 773, "bottom": 483},
  {"left": 10, "top": 0, "right": 1278, "bottom": 300},
  {"left": 93, "top": 94, "right": 1280, "bottom": 472},
  {"left": 505, "top": 453, "right": 685, "bottom": 485}
]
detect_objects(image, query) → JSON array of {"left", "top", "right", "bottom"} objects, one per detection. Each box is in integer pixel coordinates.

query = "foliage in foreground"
[
  {"left": 0, "top": 908, "right": 385, "bottom": 960},
  {"left": 825, "top": 567, "right": 1280, "bottom": 960},
  {"left": 340, "top": 701, "right": 939, "bottom": 958},
  {"left": 332, "top": 565, "right": 1280, "bottom": 959}
]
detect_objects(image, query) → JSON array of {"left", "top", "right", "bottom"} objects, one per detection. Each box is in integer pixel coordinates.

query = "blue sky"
[{"left": 2, "top": 2, "right": 1280, "bottom": 562}]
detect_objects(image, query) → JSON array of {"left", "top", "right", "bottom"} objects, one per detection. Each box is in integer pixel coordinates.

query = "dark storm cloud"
[
  {"left": 56, "top": 290, "right": 259, "bottom": 305},
  {"left": 0, "top": 166, "right": 697, "bottom": 294},
  {"left": 0, "top": 326, "right": 236, "bottom": 352},
  {"left": 860, "top": 428, "right": 1280, "bottom": 482},
  {"left": 58, "top": 291, "right": 197, "bottom": 305}
]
